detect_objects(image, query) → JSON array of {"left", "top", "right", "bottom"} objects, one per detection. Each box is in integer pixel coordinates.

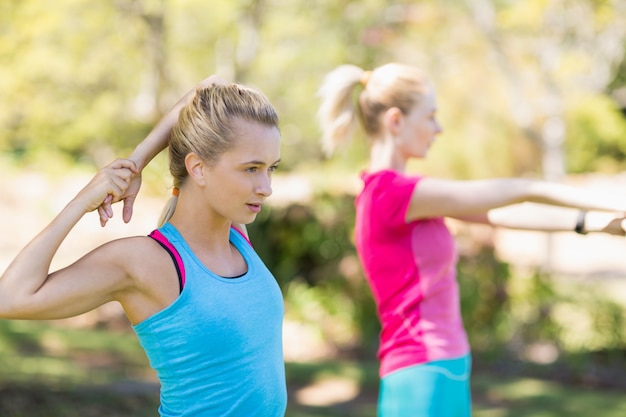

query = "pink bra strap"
[
  {"left": 149, "top": 230, "right": 186, "bottom": 292},
  {"left": 231, "top": 226, "right": 252, "bottom": 247}
]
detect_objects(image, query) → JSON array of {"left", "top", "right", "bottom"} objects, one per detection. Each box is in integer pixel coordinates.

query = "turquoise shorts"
[{"left": 378, "top": 354, "right": 472, "bottom": 417}]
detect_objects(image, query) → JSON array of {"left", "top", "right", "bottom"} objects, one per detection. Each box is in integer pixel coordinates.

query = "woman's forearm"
[
  {"left": 482, "top": 203, "right": 581, "bottom": 231},
  {"left": 459, "top": 203, "right": 625, "bottom": 235},
  {"left": 128, "top": 89, "right": 194, "bottom": 170}
]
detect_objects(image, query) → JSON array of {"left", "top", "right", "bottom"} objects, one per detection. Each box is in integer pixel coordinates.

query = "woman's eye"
[
  {"left": 269, "top": 165, "right": 279, "bottom": 172},
  {"left": 246, "top": 167, "right": 258, "bottom": 173}
]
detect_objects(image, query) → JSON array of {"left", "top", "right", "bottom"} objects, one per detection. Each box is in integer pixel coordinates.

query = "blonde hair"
[
  {"left": 158, "top": 83, "right": 279, "bottom": 227},
  {"left": 317, "top": 63, "right": 432, "bottom": 156}
]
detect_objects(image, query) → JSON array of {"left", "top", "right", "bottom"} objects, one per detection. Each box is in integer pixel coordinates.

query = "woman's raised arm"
[
  {"left": 98, "top": 75, "right": 227, "bottom": 226},
  {"left": 0, "top": 159, "right": 136, "bottom": 319}
]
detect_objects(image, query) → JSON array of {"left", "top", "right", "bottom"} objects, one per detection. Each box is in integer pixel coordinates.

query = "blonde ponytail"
[
  {"left": 317, "top": 65, "right": 366, "bottom": 157},
  {"left": 317, "top": 63, "right": 434, "bottom": 158},
  {"left": 157, "top": 187, "right": 179, "bottom": 228}
]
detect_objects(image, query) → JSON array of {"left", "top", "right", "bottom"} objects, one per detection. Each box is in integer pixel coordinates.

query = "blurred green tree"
[{"left": 2, "top": 0, "right": 625, "bottom": 175}]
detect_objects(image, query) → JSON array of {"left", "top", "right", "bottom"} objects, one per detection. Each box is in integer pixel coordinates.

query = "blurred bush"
[{"left": 248, "top": 193, "right": 380, "bottom": 357}]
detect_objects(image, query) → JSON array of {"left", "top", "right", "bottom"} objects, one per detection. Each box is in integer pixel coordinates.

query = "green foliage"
[
  {"left": 0, "top": 0, "right": 154, "bottom": 164},
  {"left": 565, "top": 94, "right": 626, "bottom": 173},
  {"left": 458, "top": 243, "right": 626, "bottom": 362},
  {"left": 457, "top": 244, "right": 513, "bottom": 353},
  {"left": 508, "top": 271, "right": 566, "bottom": 352},
  {"left": 2, "top": 0, "right": 625, "bottom": 177},
  {"left": 249, "top": 200, "right": 346, "bottom": 288},
  {"left": 248, "top": 193, "right": 380, "bottom": 353}
]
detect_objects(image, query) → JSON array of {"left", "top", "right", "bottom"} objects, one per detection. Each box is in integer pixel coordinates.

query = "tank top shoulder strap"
[{"left": 148, "top": 229, "right": 186, "bottom": 293}]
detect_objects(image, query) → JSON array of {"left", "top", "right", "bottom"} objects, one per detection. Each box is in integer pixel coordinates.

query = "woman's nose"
[{"left": 256, "top": 174, "right": 272, "bottom": 197}]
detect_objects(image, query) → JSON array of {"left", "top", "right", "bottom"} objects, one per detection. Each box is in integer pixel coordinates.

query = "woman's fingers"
[
  {"left": 108, "top": 158, "right": 138, "bottom": 172},
  {"left": 91, "top": 159, "right": 140, "bottom": 227},
  {"left": 97, "top": 205, "right": 109, "bottom": 227}
]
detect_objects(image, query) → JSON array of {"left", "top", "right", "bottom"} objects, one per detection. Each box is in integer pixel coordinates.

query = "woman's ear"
[
  {"left": 185, "top": 153, "right": 206, "bottom": 186},
  {"left": 383, "top": 107, "right": 403, "bottom": 136}
]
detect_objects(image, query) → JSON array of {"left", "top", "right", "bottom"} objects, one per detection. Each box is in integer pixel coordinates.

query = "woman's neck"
[
  {"left": 168, "top": 197, "right": 232, "bottom": 249},
  {"left": 368, "top": 136, "right": 406, "bottom": 173}
]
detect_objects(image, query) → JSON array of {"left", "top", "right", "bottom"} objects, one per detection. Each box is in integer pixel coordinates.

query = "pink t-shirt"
[{"left": 355, "top": 170, "right": 470, "bottom": 377}]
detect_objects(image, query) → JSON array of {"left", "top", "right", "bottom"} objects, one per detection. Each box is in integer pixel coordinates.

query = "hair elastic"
[
  {"left": 360, "top": 70, "right": 372, "bottom": 87},
  {"left": 172, "top": 187, "right": 180, "bottom": 197}
]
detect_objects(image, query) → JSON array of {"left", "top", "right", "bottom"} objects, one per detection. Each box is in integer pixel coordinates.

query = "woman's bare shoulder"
[
  {"left": 104, "top": 235, "right": 181, "bottom": 323},
  {"left": 103, "top": 235, "right": 177, "bottom": 269}
]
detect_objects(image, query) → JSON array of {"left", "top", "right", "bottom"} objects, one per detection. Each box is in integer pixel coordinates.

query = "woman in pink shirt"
[{"left": 317, "top": 63, "right": 626, "bottom": 416}]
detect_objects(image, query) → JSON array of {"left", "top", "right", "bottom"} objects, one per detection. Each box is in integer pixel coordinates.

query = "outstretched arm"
[
  {"left": 98, "top": 75, "right": 227, "bottom": 226},
  {"left": 407, "top": 177, "right": 626, "bottom": 222},
  {"left": 0, "top": 160, "right": 136, "bottom": 319},
  {"left": 452, "top": 203, "right": 626, "bottom": 236}
]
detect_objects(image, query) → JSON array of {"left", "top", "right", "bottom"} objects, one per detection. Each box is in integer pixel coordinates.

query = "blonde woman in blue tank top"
[{"left": 0, "top": 77, "right": 287, "bottom": 416}]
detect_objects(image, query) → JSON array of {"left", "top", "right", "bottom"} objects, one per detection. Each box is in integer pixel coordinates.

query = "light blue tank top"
[{"left": 132, "top": 223, "right": 286, "bottom": 416}]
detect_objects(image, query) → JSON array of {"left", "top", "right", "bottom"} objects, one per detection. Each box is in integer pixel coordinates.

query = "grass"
[
  {"left": 1, "top": 319, "right": 626, "bottom": 416},
  {"left": 471, "top": 374, "right": 626, "bottom": 417},
  {"left": 0, "top": 320, "right": 150, "bottom": 385}
]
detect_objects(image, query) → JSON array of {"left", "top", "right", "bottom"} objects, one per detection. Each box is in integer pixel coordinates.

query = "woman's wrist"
[
  {"left": 128, "top": 146, "right": 149, "bottom": 172},
  {"left": 582, "top": 211, "right": 621, "bottom": 235}
]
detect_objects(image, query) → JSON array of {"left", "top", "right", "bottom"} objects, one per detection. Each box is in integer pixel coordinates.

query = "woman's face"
[
  {"left": 203, "top": 119, "right": 281, "bottom": 225},
  {"left": 396, "top": 90, "right": 443, "bottom": 159}
]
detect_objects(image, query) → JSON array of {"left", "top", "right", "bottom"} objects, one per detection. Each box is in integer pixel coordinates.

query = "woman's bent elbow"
[{"left": 0, "top": 292, "right": 36, "bottom": 320}]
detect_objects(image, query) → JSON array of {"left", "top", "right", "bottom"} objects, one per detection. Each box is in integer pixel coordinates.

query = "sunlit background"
[{"left": 1, "top": 1, "right": 626, "bottom": 416}]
